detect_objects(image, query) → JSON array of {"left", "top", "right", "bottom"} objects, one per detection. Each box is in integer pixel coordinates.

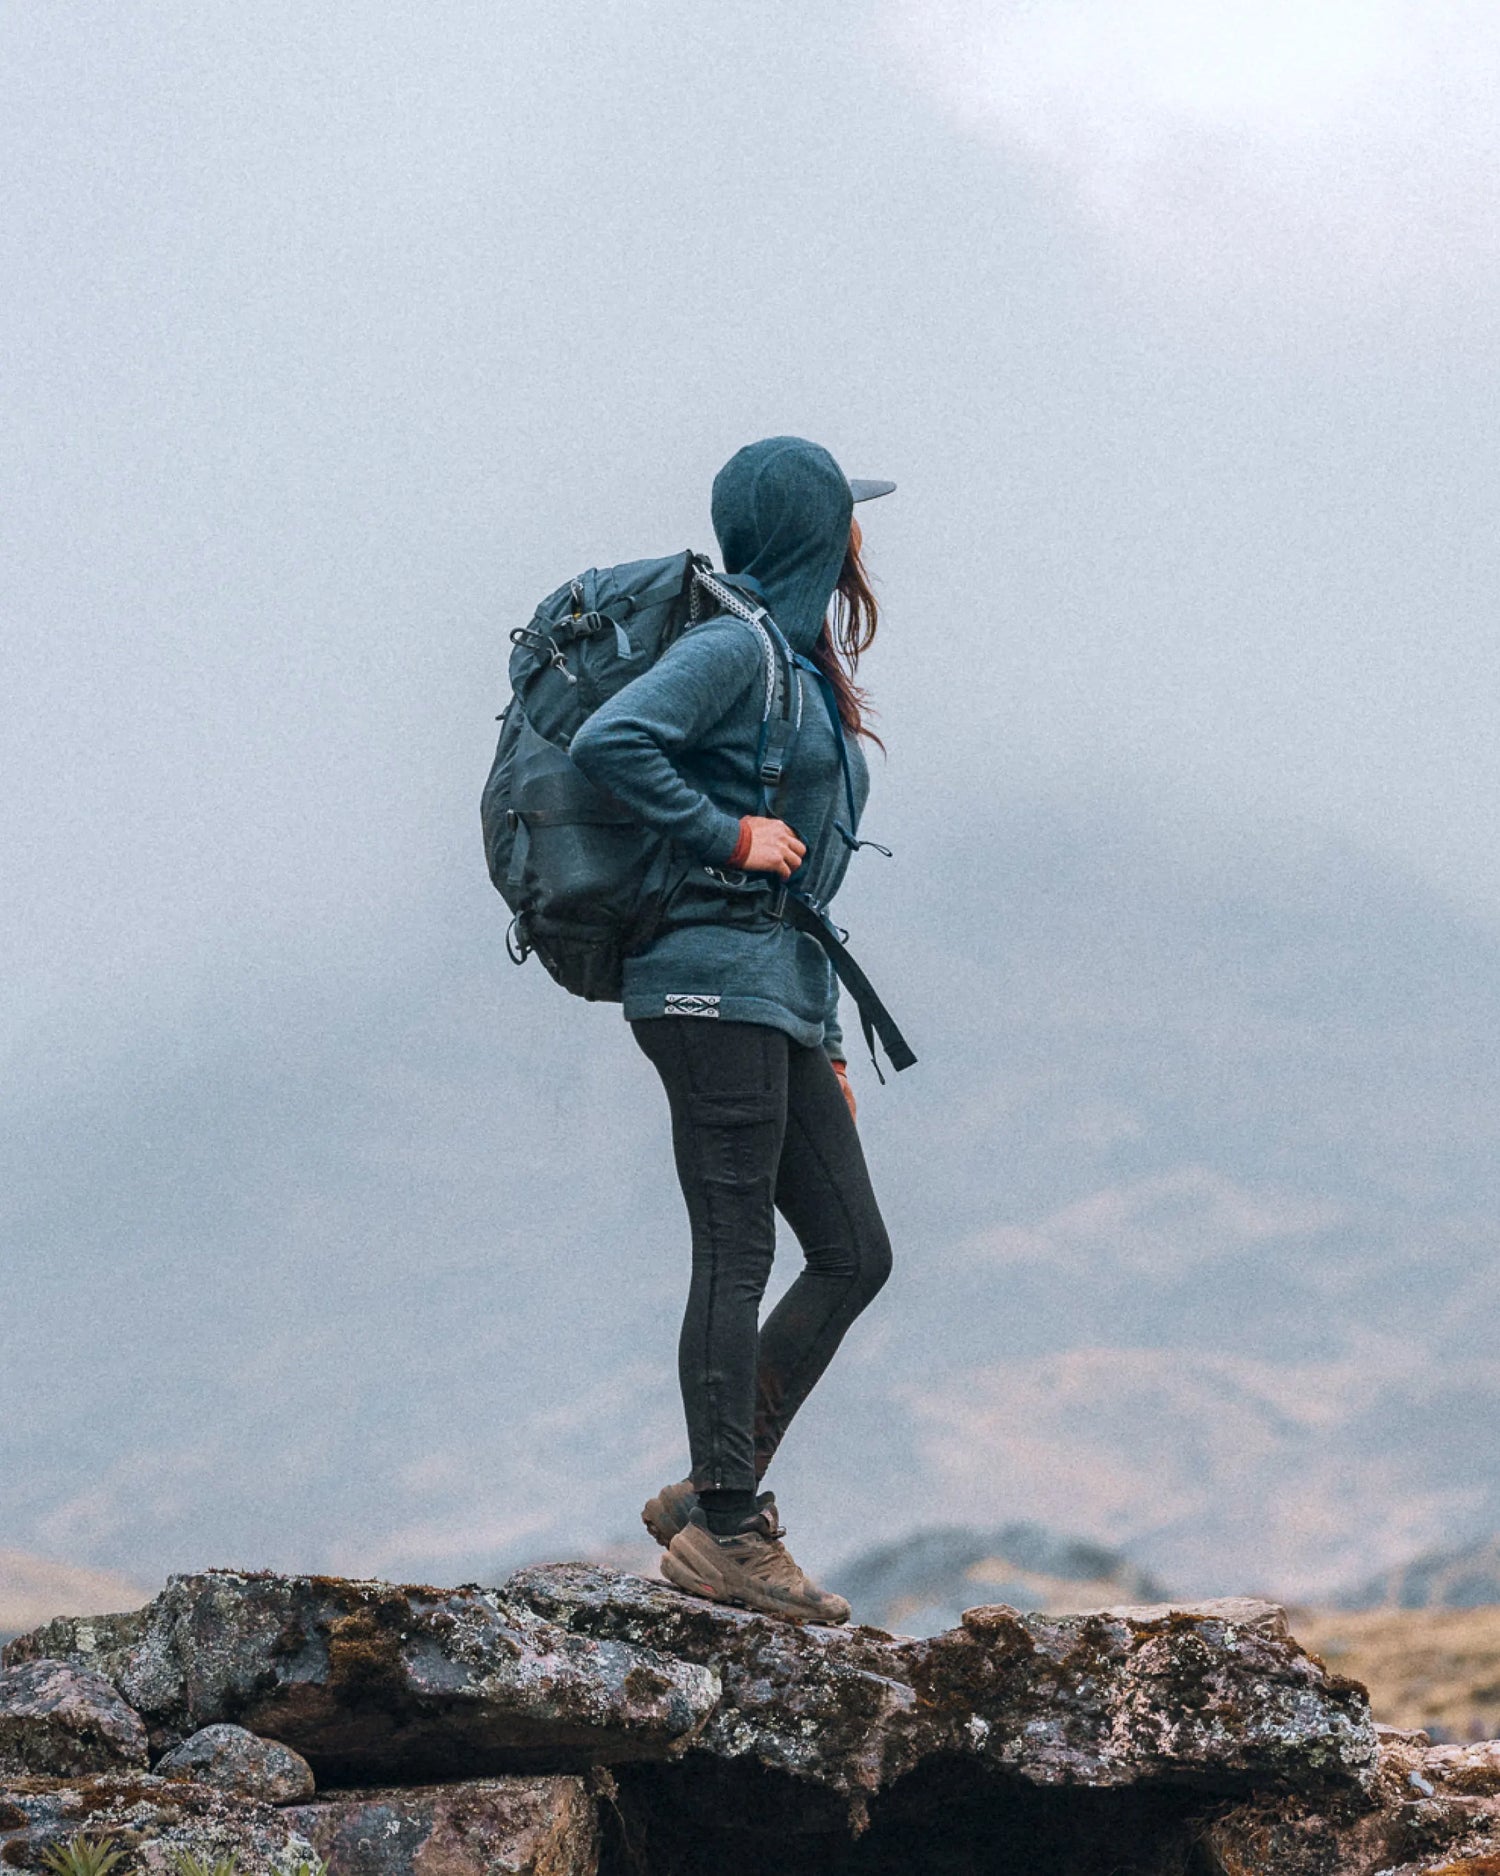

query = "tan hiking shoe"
[
  {"left": 641, "top": 1481, "right": 779, "bottom": 1548},
  {"left": 661, "top": 1507, "right": 851, "bottom": 1625},
  {"left": 641, "top": 1478, "right": 698, "bottom": 1547}
]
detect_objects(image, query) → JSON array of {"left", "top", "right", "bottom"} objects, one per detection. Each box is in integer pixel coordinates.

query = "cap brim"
[{"left": 848, "top": 478, "right": 896, "bottom": 503}]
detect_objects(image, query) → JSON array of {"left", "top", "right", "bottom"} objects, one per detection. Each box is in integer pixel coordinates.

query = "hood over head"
[{"left": 711, "top": 437, "right": 853, "bottom": 654}]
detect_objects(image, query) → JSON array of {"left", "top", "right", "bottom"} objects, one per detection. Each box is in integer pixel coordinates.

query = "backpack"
[
  {"left": 481, "top": 551, "right": 775, "bottom": 1001},
  {"left": 481, "top": 550, "right": 917, "bottom": 1072}
]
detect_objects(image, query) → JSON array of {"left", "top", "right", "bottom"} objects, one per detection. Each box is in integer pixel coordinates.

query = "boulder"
[
  {"left": 3, "top": 1569, "right": 719, "bottom": 1781},
  {"left": 0, "top": 1660, "right": 149, "bottom": 1777},
  {"left": 284, "top": 1775, "right": 598, "bottom": 1876},
  {"left": 154, "top": 1724, "right": 315, "bottom": 1803}
]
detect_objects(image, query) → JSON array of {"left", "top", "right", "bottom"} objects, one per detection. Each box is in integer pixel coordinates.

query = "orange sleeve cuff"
[{"left": 728, "top": 816, "right": 754, "bottom": 868}]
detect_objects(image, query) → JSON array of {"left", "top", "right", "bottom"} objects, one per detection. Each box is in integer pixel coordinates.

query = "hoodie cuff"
[
  {"left": 728, "top": 817, "right": 754, "bottom": 868},
  {"left": 700, "top": 806, "right": 750, "bottom": 866}
]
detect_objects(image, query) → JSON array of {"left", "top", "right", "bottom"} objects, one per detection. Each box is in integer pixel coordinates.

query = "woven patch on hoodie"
[{"left": 664, "top": 994, "right": 721, "bottom": 1018}]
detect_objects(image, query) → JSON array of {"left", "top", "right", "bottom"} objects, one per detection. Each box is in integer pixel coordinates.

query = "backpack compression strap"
[{"left": 782, "top": 892, "right": 917, "bottom": 1078}]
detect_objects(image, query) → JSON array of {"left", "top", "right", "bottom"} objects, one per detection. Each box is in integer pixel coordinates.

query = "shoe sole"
[{"left": 660, "top": 1538, "right": 849, "bottom": 1626}]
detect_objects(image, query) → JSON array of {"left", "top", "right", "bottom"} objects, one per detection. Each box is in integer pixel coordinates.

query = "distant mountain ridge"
[
  {"left": 1339, "top": 1536, "right": 1500, "bottom": 1611},
  {"left": 836, "top": 1521, "right": 1169, "bottom": 1636}
]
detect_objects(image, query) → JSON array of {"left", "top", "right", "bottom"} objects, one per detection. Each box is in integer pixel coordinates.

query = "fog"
[{"left": 4, "top": 0, "right": 1497, "bottom": 1596}]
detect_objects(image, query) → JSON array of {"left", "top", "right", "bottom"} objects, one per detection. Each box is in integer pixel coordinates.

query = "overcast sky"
[{"left": 4, "top": 1, "right": 1499, "bottom": 1593}]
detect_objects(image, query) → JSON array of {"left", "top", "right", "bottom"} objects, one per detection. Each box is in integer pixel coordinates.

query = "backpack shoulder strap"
[
  {"left": 789, "top": 650, "right": 892, "bottom": 856},
  {"left": 689, "top": 564, "right": 798, "bottom": 813}
]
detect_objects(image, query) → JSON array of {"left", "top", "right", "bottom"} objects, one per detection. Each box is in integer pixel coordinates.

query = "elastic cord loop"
[{"left": 835, "top": 822, "right": 892, "bottom": 857}]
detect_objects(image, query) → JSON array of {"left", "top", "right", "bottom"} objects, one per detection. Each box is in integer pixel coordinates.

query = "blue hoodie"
[{"left": 569, "top": 437, "right": 871, "bottom": 1056}]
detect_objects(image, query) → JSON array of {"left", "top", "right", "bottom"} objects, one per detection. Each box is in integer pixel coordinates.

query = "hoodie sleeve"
[{"left": 569, "top": 619, "right": 761, "bottom": 864}]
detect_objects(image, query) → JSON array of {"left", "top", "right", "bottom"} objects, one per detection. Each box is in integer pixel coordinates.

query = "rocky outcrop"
[
  {"left": 0, "top": 1561, "right": 1444, "bottom": 1875},
  {"left": 511, "top": 1569, "right": 1376, "bottom": 1799},
  {"left": 6, "top": 1567, "right": 1374, "bottom": 1799}
]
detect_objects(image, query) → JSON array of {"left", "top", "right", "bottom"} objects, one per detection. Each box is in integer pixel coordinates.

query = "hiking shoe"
[
  {"left": 641, "top": 1479, "right": 699, "bottom": 1547},
  {"left": 641, "top": 1480, "right": 778, "bottom": 1548},
  {"left": 661, "top": 1506, "right": 851, "bottom": 1625}
]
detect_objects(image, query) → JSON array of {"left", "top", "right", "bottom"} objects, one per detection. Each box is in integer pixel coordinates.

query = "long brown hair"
[{"left": 811, "top": 530, "right": 883, "bottom": 748}]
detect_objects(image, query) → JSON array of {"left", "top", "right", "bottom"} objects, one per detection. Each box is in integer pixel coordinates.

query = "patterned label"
[{"left": 664, "top": 994, "right": 722, "bottom": 1018}]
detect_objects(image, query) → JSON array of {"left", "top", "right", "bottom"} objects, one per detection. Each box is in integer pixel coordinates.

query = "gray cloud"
[{"left": 882, "top": 0, "right": 1500, "bottom": 298}]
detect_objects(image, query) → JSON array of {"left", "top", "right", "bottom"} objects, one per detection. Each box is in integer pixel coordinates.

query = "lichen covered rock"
[
  {"left": 0, "top": 1771, "right": 319, "bottom": 1873},
  {"left": 1, "top": 1563, "right": 1379, "bottom": 1860},
  {"left": 154, "top": 1724, "right": 314, "bottom": 1804},
  {"left": 1202, "top": 1728, "right": 1500, "bottom": 1875},
  {"left": 285, "top": 1775, "right": 599, "bottom": 1875},
  {"left": 508, "top": 1568, "right": 1376, "bottom": 1799},
  {"left": 4, "top": 1569, "right": 719, "bottom": 1781},
  {"left": 924, "top": 1595, "right": 1375, "bottom": 1790},
  {"left": 0, "top": 1661, "right": 149, "bottom": 1777}
]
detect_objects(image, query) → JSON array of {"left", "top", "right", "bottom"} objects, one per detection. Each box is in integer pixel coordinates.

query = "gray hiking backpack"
[
  {"left": 481, "top": 551, "right": 769, "bottom": 1002},
  {"left": 481, "top": 550, "right": 916, "bottom": 1073}
]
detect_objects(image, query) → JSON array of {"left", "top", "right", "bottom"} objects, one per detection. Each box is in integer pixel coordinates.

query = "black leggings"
[{"left": 632, "top": 1018, "right": 893, "bottom": 1494}]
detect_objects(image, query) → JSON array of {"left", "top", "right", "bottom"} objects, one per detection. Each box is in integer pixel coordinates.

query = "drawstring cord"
[{"left": 835, "top": 823, "right": 892, "bottom": 856}]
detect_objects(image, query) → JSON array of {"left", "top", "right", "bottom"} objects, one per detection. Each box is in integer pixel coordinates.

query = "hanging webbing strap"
[{"left": 782, "top": 892, "right": 917, "bottom": 1079}]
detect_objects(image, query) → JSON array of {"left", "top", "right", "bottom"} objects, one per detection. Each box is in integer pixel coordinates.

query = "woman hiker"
[{"left": 569, "top": 436, "right": 897, "bottom": 1625}]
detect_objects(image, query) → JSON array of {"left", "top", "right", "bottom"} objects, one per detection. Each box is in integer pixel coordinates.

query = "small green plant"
[
  {"left": 161, "top": 1856, "right": 326, "bottom": 1876},
  {"left": 40, "top": 1839, "right": 127, "bottom": 1876},
  {"left": 36, "top": 1837, "right": 329, "bottom": 1876},
  {"left": 165, "top": 1856, "right": 242, "bottom": 1876}
]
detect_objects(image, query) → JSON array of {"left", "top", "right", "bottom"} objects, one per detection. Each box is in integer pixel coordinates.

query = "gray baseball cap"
[{"left": 848, "top": 478, "right": 896, "bottom": 503}]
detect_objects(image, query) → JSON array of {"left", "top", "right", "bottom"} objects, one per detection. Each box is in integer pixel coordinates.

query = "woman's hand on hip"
[
  {"left": 737, "top": 816, "right": 807, "bottom": 880},
  {"left": 831, "top": 1060, "right": 857, "bottom": 1123}
]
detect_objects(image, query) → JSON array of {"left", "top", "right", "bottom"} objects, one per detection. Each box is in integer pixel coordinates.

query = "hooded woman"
[{"left": 569, "top": 437, "right": 895, "bottom": 1623}]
